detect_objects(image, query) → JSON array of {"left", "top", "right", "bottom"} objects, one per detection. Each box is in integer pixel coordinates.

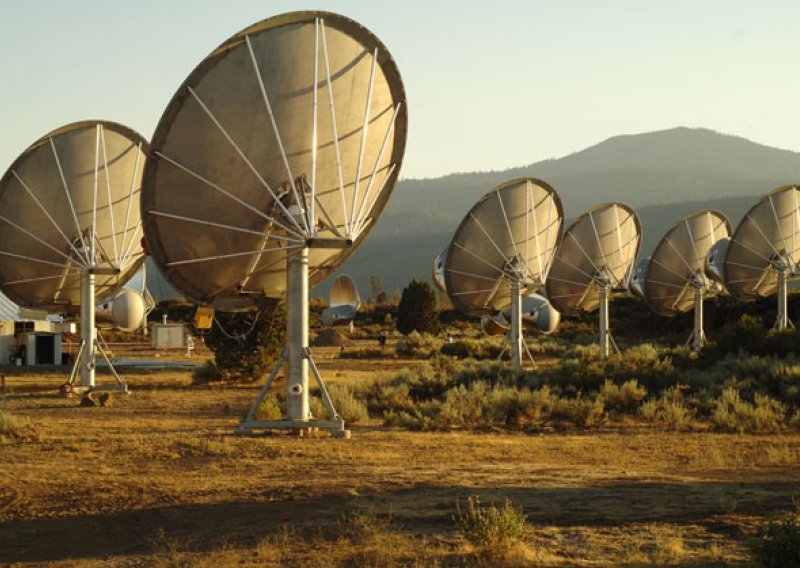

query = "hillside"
[
  {"left": 330, "top": 127, "right": 800, "bottom": 295},
  {"left": 144, "top": 127, "right": 800, "bottom": 300}
]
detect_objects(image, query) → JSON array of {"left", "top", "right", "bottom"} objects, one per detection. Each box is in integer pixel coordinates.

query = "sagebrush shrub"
[
  {"left": 754, "top": 514, "right": 800, "bottom": 567},
  {"left": 454, "top": 496, "right": 526, "bottom": 551},
  {"left": 599, "top": 379, "right": 647, "bottom": 414},
  {"left": 0, "top": 410, "right": 37, "bottom": 443}
]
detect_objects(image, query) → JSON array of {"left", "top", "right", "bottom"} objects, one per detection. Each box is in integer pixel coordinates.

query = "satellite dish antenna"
[
  {"left": 634, "top": 210, "right": 731, "bottom": 350},
  {"left": 0, "top": 121, "right": 148, "bottom": 392},
  {"left": 141, "top": 11, "right": 407, "bottom": 437},
  {"left": 322, "top": 274, "right": 361, "bottom": 329},
  {"left": 545, "top": 202, "right": 641, "bottom": 357},
  {"left": 443, "top": 178, "right": 564, "bottom": 368},
  {"left": 432, "top": 247, "right": 447, "bottom": 292},
  {"left": 721, "top": 185, "right": 800, "bottom": 329}
]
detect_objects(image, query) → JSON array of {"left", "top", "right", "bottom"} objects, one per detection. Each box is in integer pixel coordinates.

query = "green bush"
[
  {"left": 550, "top": 396, "right": 606, "bottom": 428},
  {"left": 454, "top": 496, "right": 526, "bottom": 551},
  {"left": 338, "top": 348, "right": 395, "bottom": 360},
  {"left": 396, "top": 279, "right": 440, "bottom": 335},
  {"left": 254, "top": 396, "right": 283, "bottom": 421},
  {"left": 204, "top": 303, "right": 286, "bottom": 382},
  {"left": 598, "top": 379, "right": 648, "bottom": 414},
  {"left": 754, "top": 514, "right": 800, "bottom": 567},
  {"left": 639, "top": 388, "right": 695, "bottom": 430},
  {"left": 310, "top": 384, "right": 369, "bottom": 423},
  {"left": 191, "top": 360, "right": 222, "bottom": 384},
  {"left": 440, "top": 339, "right": 478, "bottom": 359},
  {"left": 710, "top": 388, "right": 786, "bottom": 433}
]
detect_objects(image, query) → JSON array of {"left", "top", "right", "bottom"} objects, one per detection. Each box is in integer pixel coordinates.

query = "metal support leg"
[
  {"left": 67, "top": 340, "right": 86, "bottom": 386},
  {"left": 286, "top": 248, "right": 310, "bottom": 422},
  {"left": 598, "top": 283, "right": 610, "bottom": 358},
  {"left": 775, "top": 268, "right": 792, "bottom": 330},
  {"left": 238, "top": 347, "right": 287, "bottom": 428},
  {"left": 690, "top": 286, "right": 706, "bottom": 351},
  {"left": 496, "top": 335, "right": 509, "bottom": 361},
  {"left": 80, "top": 272, "right": 96, "bottom": 388},
  {"left": 522, "top": 339, "right": 537, "bottom": 369},
  {"left": 510, "top": 280, "right": 523, "bottom": 369}
]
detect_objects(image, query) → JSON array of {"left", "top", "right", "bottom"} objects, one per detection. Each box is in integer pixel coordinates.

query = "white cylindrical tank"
[
  {"left": 520, "top": 294, "right": 561, "bottom": 335},
  {"left": 96, "top": 289, "right": 146, "bottom": 332}
]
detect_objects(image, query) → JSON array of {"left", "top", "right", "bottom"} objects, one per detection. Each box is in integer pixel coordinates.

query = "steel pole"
[
  {"left": 692, "top": 286, "right": 704, "bottom": 351},
  {"left": 599, "top": 283, "right": 610, "bottom": 358},
  {"left": 510, "top": 280, "right": 523, "bottom": 369},
  {"left": 286, "top": 247, "right": 310, "bottom": 421},
  {"left": 777, "top": 268, "right": 789, "bottom": 330},
  {"left": 80, "top": 271, "right": 96, "bottom": 388}
]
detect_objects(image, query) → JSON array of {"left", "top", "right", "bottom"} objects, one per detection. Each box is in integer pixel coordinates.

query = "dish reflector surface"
[
  {"left": 443, "top": 178, "right": 563, "bottom": 317},
  {"left": 723, "top": 185, "right": 800, "bottom": 297},
  {"left": 641, "top": 210, "right": 730, "bottom": 316},
  {"left": 0, "top": 121, "right": 148, "bottom": 311},
  {"left": 142, "top": 11, "right": 407, "bottom": 311},
  {"left": 545, "top": 202, "right": 641, "bottom": 316}
]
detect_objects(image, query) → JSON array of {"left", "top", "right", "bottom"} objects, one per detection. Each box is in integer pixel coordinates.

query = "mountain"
[{"left": 328, "top": 127, "right": 800, "bottom": 296}]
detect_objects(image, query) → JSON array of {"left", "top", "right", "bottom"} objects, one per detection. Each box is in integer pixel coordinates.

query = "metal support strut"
[{"left": 237, "top": 247, "right": 350, "bottom": 438}]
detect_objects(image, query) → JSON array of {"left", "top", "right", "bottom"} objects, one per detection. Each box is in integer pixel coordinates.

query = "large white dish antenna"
[
  {"left": 545, "top": 202, "right": 641, "bottom": 357},
  {"left": 443, "top": 178, "right": 564, "bottom": 367},
  {"left": 0, "top": 121, "right": 148, "bottom": 392},
  {"left": 0, "top": 121, "right": 147, "bottom": 311},
  {"left": 636, "top": 210, "right": 731, "bottom": 350},
  {"left": 722, "top": 185, "right": 800, "bottom": 328},
  {"left": 142, "top": 11, "right": 407, "bottom": 436},
  {"left": 142, "top": 11, "right": 407, "bottom": 312}
]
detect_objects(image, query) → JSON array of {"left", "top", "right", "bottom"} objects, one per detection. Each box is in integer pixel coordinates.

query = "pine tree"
[{"left": 396, "top": 279, "right": 440, "bottom": 334}]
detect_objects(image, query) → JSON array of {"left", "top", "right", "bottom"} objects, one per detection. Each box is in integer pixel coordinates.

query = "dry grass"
[{"left": 0, "top": 363, "right": 798, "bottom": 565}]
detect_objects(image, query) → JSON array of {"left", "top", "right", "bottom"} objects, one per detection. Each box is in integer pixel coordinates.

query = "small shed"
[{"left": 151, "top": 323, "right": 185, "bottom": 350}]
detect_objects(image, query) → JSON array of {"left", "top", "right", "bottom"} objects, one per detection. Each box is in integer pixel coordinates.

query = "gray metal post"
[
  {"left": 777, "top": 268, "right": 789, "bottom": 330},
  {"left": 510, "top": 280, "right": 523, "bottom": 369},
  {"left": 692, "top": 286, "right": 705, "bottom": 351},
  {"left": 599, "top": 282, "right": 610, "bottom": 358},
  {"left": 286, "top": 247, "right": 310, "bottom": 422},
  {"left": 80, "top": 271, "right": 96, "bottom": 387}
]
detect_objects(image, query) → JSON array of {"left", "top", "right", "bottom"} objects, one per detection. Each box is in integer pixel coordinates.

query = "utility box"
[{"left": 151, "top": 323, "right": 185, "bottom": 350}]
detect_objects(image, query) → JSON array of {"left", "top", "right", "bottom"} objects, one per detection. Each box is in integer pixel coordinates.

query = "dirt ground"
[{"left": 1, "top": 352, "right": 800, "bottom": 566}]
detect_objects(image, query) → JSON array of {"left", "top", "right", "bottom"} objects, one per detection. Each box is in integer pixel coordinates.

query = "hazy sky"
[{"left": 1, "top": 0, "right": 799, "bottom": 179}]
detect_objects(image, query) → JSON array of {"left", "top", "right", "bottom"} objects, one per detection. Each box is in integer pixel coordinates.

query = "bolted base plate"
[{"left": 236, "top": 418, "right": 350, "bottom": 439}]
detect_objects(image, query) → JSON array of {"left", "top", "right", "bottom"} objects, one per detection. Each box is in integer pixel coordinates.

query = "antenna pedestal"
[
  {"left": 689, "top": 286, "right": 706, "bottom": 351},
  {"left": 237, "top": 247, "right": 350, "bottom": 438},
  {"left": 775, "top": 268, "right": 792, "bottom": 330},
  {"left": 510, "top": 281, "right": 523, "bottom": 369},
  {"left": 80, "top": 272, "right": 96, "bottom": 388},
  {"left": 597, "top": 282, "right": 619, "bottom": 358},
  {"left": 67, "top": 271, "right": 129, "bottom": 395}
]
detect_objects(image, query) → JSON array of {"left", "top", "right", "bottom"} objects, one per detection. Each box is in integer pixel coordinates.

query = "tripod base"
[
  {"left": 65, "top": 337, "right": 128, "bottom": 395},
  {"left": 496, "top": 333, "right": 537, "bottom": 369},
  {"left": 236, "top": 346, "right": 350, "bottom": 438}
]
